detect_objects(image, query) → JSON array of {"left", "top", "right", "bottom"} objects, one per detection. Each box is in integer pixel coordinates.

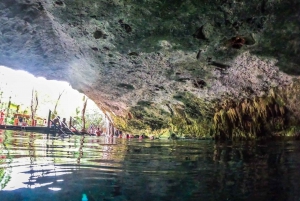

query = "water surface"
[{"left": 0, "top": 130, "right": 300, "bottom": 201}]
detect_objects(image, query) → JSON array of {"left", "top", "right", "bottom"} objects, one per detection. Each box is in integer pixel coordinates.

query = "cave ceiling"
[{"left": 0, "top": 0, "right": 299, "bottom": 118}]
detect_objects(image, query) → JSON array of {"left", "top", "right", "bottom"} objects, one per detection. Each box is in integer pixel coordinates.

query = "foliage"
[
  {"left": 52, "top": 90, "right": 65, "bottom": 119},
  {"left": 113, "top": 92, "right": 215, "bottom": 138},
  {"left": 84, "top": 107, "right": 104, "bottom": 129},
  {"left": 213, "top": 91, "right": 287, "bottom": 140},
  {"left": 114, "top": 87, "right": 300, "bottom": 140},
  {"left": 169, "top": 93, "right": 214, "bottom": 139},
  {"left": 73, "top": 105, "right": 104, "bottom": 130}
]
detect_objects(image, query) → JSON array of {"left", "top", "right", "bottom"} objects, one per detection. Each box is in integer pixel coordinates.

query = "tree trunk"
[
  {"left": 81, "top": 96, "right": 88, "bottom": 132},
  {"left": 30, "top": 89, "right": 38, "bottom": 126},
  {"left": 52, "top": 90, "right": 64, "bottom": 119}
]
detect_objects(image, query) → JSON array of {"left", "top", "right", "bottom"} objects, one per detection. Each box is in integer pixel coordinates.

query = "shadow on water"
[{"left": 1, "top": 129, "right": 300, "bottom": 200}]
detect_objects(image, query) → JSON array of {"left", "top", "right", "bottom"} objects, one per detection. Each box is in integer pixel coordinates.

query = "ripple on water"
[{"left": 1, "top": 130, "right": 300, "bottom": 200}]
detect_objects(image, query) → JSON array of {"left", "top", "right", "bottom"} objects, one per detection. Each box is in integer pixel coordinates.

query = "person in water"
[{"left": 96, "top": 127, "right": 102, "bottom": 136}]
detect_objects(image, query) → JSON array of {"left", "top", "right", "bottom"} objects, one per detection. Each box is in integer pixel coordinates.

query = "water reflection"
[{"left": 0, "top": 130, "right": 300, "bottom": 200}]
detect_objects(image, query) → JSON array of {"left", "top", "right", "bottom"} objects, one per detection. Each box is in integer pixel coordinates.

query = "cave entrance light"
[{"left": 0, "top": 65, "right": 105, "bottom": 129}]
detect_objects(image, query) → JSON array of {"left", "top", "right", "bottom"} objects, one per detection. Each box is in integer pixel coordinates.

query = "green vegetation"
[
  {"left": 112, "top": 103, "right": 168, "bottom": 134},
  {"left": 169, "top": 93, "right": 215, "bottom": 139},
  {"left": 0, "top": 85, "right": 104, "bottom": 129},
  {"left": 72, "top": 104, "right": 104, "bottom": 131},
  {"left": 112, "top": 92, "right": 214, "bottom": 139},
  {"left": 112, "top": 83, "right": 300, "bottom": 141},
  {"left": 213, "top": 93, "right": 286, "bottom": 140}
]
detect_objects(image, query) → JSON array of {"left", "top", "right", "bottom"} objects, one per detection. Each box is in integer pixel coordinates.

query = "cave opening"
[{"left": 0, "top": 65, "right": 106, "bottom": 132}]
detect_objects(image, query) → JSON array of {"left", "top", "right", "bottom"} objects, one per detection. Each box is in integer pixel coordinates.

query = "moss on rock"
[
  {"left": 113, "top": 83, "right": 300, "bottom": 141},
  {"left": 112, "top": 92, "right": 215, "bottom": 139},
  {"left": 213, "top": 94, "right": 287, "bottom": 140}
]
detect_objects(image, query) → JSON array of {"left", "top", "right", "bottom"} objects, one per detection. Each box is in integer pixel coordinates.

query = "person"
[
  {"left": 43, "top": 119, "right": 47, "bottom": 126},
  {"left": 88, "top": 124, "right": 95, "bottom": 135},
  {"left": 114, "top": 129, "right": 119, "bottom": 137},
  {"left": 96, "top": 127, "right": 101, "bottom": 136},
  {"left": 22, "top": 119, "right": 28, "bottom": 127},
  {"left": 14, "top": 116, "right": 19, "bottom": 126},
  {"left": 61, "top": 117, "right": 67, "bottom": 130},
  {"left": 0, "top": 110, "right": 5, "bottom": 125},
  {"left": 18, "top": 116, "right": 23, "bottom": 126},
  {"left": 52, "top": 116, "right": 61, "bottom": 129}
]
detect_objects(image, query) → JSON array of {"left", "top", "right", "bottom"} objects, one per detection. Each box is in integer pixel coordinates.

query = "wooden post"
[
  {"left": 108, "top": 122, "right": 111, "bottom": 136},
  {"left": 69, "top": 116, "right": 72, "bottom": 129},
  {"left": 47, "top": 110, "right": 51, "bottom": 128},
  {"left": 111, "top": 123, "right": 113, "bottom": 136},
  {"left": 109, "top": 123, "right": 114, "bottom": 137},
  {"left": 111, "top": 124, "right": 115, "bottom": 136},
  {"left": 5, "top": 96, "right": 11, "bottom": 125}
]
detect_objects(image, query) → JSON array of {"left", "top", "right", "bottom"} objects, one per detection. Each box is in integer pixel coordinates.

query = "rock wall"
[{"left": 0, "top": 0, "right": 299, "bottom": 137}]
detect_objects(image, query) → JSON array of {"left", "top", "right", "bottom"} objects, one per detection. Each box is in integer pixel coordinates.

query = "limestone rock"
[{"left": 0, "top": 0, "right": 299, "bottom": 133}]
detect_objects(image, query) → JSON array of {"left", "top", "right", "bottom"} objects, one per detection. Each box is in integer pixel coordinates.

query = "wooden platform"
[
  {"left": 0, "top": 125, "right": 88, "bottom": 135},
  {"left": 0, "top": 125, "right": 48, "bottom": 131}
]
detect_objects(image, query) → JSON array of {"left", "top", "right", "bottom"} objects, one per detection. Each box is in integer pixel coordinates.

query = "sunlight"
[{"left": 0, "top": 65, "right": 103, "bottom": 120}]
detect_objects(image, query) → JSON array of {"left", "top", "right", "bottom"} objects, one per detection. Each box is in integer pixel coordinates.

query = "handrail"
[
  {"left": 70, "top": 124, "right": 81, "bottom": 134},
  {"left": 60, "top": 120, "right": 76, "bottom": 135},
  {"left": 49, "top": 119, "right": 67, "bottom": 135}
]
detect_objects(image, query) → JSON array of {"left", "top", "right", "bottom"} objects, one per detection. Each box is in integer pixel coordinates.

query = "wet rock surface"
[{"left": 0, "top": 0, "right": 299, "bottom": 135}]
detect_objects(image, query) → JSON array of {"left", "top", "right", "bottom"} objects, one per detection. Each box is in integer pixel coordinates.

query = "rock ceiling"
[{"left": 0, "top": 0, "right": 299, "bottom": 134}]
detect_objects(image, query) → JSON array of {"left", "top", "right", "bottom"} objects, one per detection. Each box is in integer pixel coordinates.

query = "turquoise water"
[{"left": 1, "top": 130, "right": 300, "bottom": 201}]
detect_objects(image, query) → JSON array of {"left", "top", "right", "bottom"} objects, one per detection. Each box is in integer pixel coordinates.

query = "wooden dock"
[
  {"left": 0, "top": 125, "right": 48, "bottom": 131},
  {"left": 0, "top": 125, "right": 88, "bottom": 135},
  {"left": 0, "top": 110, "right": 92, "bottom": 135}
]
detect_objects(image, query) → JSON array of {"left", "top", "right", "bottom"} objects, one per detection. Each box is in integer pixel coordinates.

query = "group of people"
[
  {"left": 13, "top": 116, "right": 27, "bottom": 126},
  {"left": 52, "top": 116, "right": 105, "bottom": 136},
  {"left": 0, "top": 109, "right": 46, "bottom": 127},
  {"left": 88, "top": 125, "right": 103, "bottom": 136},
  {"left": 110, "top": 131, "right": 154, "bottom": 140},
  {"left": 51, "top": 116, "right": 68, "bottom": 131},
  {"left": 50, "top": 116, "right": 155, "bottom": 140}
]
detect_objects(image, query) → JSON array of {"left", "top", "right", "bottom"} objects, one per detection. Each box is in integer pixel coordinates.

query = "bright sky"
[{"left": 0, "top": 65, "right": 102, "bottom": 119}]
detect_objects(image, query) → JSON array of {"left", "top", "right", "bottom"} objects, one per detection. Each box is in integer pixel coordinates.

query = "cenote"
[{"left": 1, "top": 130, "right": 300, "bottom": 201}]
